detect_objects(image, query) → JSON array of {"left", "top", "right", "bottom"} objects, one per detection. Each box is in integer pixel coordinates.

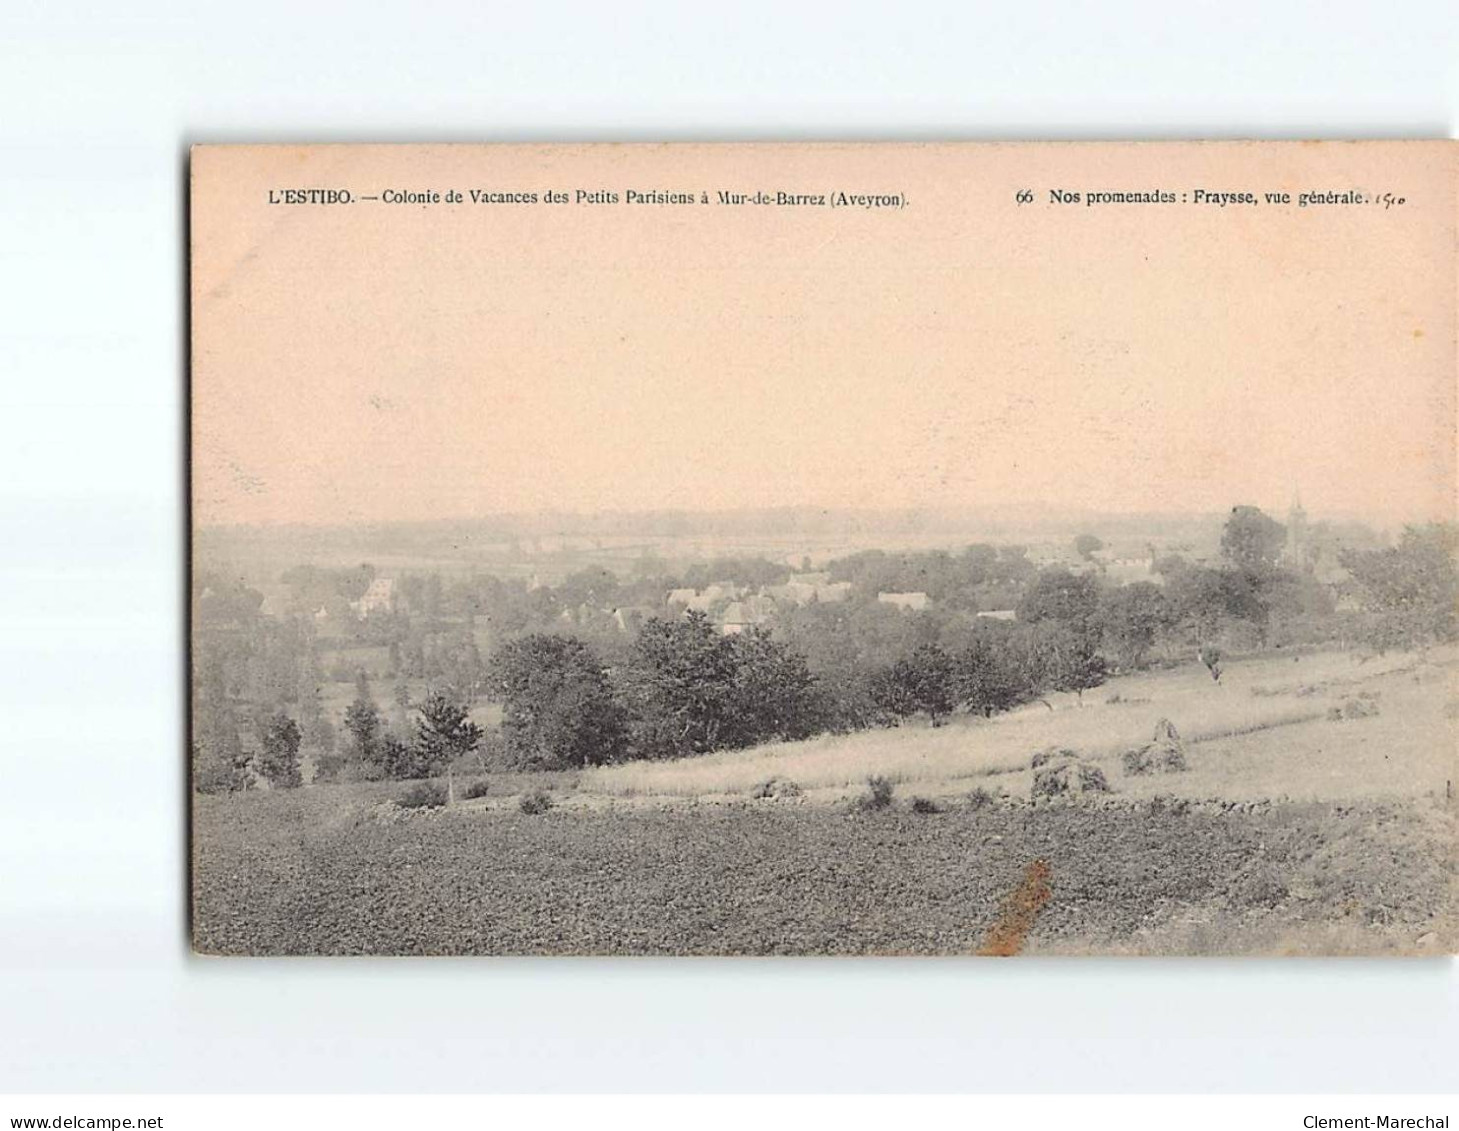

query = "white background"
[{"left": 1, "top": 0, "right": 1455, "bottom": 1095}]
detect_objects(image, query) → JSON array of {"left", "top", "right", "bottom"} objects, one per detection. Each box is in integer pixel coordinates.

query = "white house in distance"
[
  {"left": 352, "top": 577, "right": 394, "bottom": 619},
  {"left": 877, "top": 591, "right": 930, "bottom": 612}
]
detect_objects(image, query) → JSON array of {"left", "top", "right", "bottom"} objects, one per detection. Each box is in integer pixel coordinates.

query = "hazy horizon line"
[{"left": 191, "top": 499, "right": 1425, "bottom": 536}]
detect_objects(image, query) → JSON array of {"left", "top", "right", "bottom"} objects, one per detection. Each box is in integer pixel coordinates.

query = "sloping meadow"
[{"left": 581, "top": 649, "right": 1445, "bottom": 802}]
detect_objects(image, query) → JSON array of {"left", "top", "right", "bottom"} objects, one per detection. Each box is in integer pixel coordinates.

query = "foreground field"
[{"left": 193, "top": 789, "right": 1455, "bottom": 956}]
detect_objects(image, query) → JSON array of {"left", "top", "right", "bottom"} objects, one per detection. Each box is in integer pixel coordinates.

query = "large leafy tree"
[
  {"left": 1221, "top": 506, "right": 1287, "bottom": 573},
  {"left": 723, "top": 627, "right": 826, "bottom": 746},
  {"left": 490, "top": 634, "right": 628, "bottom": 768},
  {"left": 624, "top": 612, "right": 823, "bottom": 757},
  {"left": 1163, "top": 561, "right": 1268, "bottom": 647},
  {"left": 872, "top": 643, "right": 957, "bottom": 725},
  {"left": 953, "top": 626, "right": 1027, "bottom": 717},
  {"left": 1096, "top": 581, "right": 1173, "bottom": 670},
  {"left": 1341, "top": 523, "right": 1458, "bottom": 651},
  {"left": 1016, "top": 568, "right": 1101, "bottom": 637},
  {"left": 1027, "top": 621, "right": 1107, "bottom": 702},
  {"left": 624, "top": 612, "right": 739, "bottom": 759}
]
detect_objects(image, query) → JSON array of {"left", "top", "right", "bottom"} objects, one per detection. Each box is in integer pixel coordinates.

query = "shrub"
[
  {"left": 519, "top": 787, "right": 555, "bottom": 815},
  {"left": 194, "top": 763, "right": 238, "bottom": 795},
  {"left": 398, "top": 780, "right": 447, "bottom": 809},
  {"left": 966, "top": 786, "right": 998, "bottom": 809},
  {"left": 909, "top": 796, "right": 942, "bottom": 814},
  {"left": 462, "top": 779, "right": 491, "bottom": 800},
  {"left": 855, "top": 775, "right": 895, "bottom": 811}
]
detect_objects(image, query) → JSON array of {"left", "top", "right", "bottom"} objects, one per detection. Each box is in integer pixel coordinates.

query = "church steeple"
[{"left": 1285, "top": 490, "right": 1310, "bottom": 570}]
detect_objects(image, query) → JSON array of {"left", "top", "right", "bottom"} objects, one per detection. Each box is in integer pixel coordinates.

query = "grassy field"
[
  {"left": 192, "top": 648, "right": 1458, "bottom": 956},
  {"left": 582, "top": 647, "right": 1456, "bottom": 804}
]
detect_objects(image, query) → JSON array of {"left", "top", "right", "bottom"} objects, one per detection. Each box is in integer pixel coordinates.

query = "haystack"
[
  {"left": 1031, "top": 748, "right": 1110, "bottom": 798},
  {"left": 1122, "top": 717, "right": 1188, "bottom": 775},
  {"left": 752, "top": 776, "right": 804, "bottom": 800}
]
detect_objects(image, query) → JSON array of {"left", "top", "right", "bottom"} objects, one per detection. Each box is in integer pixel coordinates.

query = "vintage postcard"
[{"left": 190, "top": 142, "right": 1456, "bottom": 955}]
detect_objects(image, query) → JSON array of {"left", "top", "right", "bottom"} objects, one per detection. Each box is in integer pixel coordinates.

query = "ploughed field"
[
  {"left": 193, "top": 648, "right": 1457, "bottom": 955},
  {"left": 193, "top": 791, "right": 1455, "bottom": 956}
]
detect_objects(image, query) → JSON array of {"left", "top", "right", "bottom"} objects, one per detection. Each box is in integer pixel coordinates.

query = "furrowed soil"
[{"left": 192, "top": 791, "right": 1455, "bottom": 956}]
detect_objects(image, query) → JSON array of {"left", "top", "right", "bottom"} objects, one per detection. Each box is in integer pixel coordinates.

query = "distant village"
[{"left": 309, "top": 499, "right": 1356, "bottom": 641}]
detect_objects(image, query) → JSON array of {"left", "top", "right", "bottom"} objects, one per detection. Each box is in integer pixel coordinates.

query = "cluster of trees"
[
  {"left": 866, "top": 627, "right": 1099, "bottom": 726},
  {"left": 768, "top": 567, "right": 1161, "bottom": 730},
  {"left": 488, "top": 612, "right": 822, "bottom": 769},
  {"left": 477, "top": 576, "right": 1133, "bottom": 769},
  {"left": 1341, "top": 523, "right": 1458, "bottom": 652},
  {"left": 199, "top": 611, "right": 826, "bottom": 784},
  {"left": 334, "top": 677, "right": 483, "bottom": 783},
  {"left": 194, "top": 710, "right": 304, "bottom": 795},
  {"left": 1152, "top": 506, "right": 1348, "bottom": 651},
  {"left": 192, "top": 573, "right": 336, "bottom": 792},
  {"left": 195, "top": 673, "right": 486, "bottom": 793},
  {"left": 194, "top": 509, "right": 1458, "bottom": 791},
  {"left": 818, "top": 572, "right": 1111, "bottom": 729}
]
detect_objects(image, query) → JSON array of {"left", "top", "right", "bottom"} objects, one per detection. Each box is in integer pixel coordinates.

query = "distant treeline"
[
  {"left": 195, "top": 503, "right": 1222, "bottom": 556},
  {"left": 191, "top": 511, "right": 1457, "bottom": 790}
]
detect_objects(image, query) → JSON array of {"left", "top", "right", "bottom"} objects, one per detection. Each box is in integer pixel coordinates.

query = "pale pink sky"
[{"left": 192, "top": 142, "right": 1455, "bottom": 528}]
